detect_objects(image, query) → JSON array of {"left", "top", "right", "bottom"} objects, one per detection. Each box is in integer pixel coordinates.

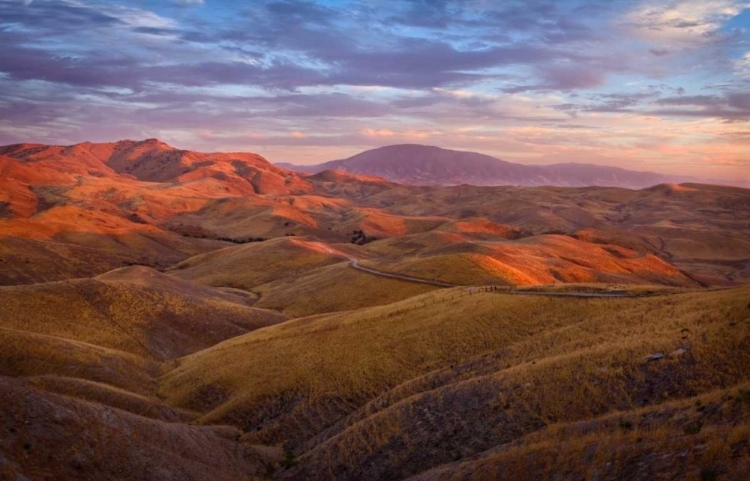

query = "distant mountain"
[{"left": 277, "top": 144, "right": 698, "bottom": 188}]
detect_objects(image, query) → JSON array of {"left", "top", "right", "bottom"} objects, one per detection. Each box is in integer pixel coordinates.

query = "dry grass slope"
[
  {"left": 160, "top": 286, "right": 750, "bottom": 480},
  {"left": 0, "top": 376, "right": 276, "bottom": 481},
  {"left": 0, "top": 267, "right": 285, "bottom": 360},
  {"left": 2, "top": 140, "right": 750, "bottom": 480},
  {"left": 253, "top": 263, "right": 437, "bottom": 317},
  {"left": 405, "top": 384, "right": 750, "bottom": 481},
  {"left": 0, "top": 267, "right": 286, "bottom": 423},
  {"left": 169, "top": 237, "right": 343, "bottom": 290}
]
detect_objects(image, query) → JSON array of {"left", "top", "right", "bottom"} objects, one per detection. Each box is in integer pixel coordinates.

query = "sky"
[{"left": 0, "top": 0, "right": 748, "bottom": 182}]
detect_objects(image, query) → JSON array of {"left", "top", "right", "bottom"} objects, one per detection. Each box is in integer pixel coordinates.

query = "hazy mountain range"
[{"left": 277, "top": 144, "right": 702, "bottom": 189}]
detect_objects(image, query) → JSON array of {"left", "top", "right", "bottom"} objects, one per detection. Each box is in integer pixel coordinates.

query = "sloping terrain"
[
  {"left": 2, "top": 140, "right": 749, "bottom": 287},
  {"left": 0, "top": 267, "right": 285, "bottom": 406},
  {"left": 169, "top": 237, "right": 344, "bottom": 289},
  {"left": 160, "top": 287, "right": 750, "bottom": 480},
  {"left": 405, "top": 386, "right": 750, "bottom": 481},
  {"left": 0, "top": 376, "right": 276, "bottom": 481},
  {"left": 0, "top": 266, "right": 284, "bottom": 361},
  {"left": 360, "top": 233, "right": 695, "bottom": 286},
  {"left": 168, "top": 237, "right": 438, "bottom": 316},
  {"left": 252, "top": 262, "right": 438, "bottom": 317},
  {"left": 362, "top": 183, "right": 750, "bottom": 284},
  {"left": 1, "top": 139, "right": 749, "bottom": 479},
  {"left": 0, "top": 266, "right": 288, "bottom": 480}
]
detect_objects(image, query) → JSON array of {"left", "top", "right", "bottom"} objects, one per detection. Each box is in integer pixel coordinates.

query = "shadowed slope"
[
  {"left": 0, "top": 376, "right": 275, "bottom": 481},
  {"left": 404, "top": 385, "right": 750, "bottom": 481},
  {"left": 253, "top": 262, "right": 437, "bottom": 317},
  {"left": 0, "top": 266, "right": 285, "bottom": 361},
  {"left": 169, "top": 237, "right": 345, "bottom": 290},
  {"left": 160, "top": 287, "right": 749, "bottom": 481}
]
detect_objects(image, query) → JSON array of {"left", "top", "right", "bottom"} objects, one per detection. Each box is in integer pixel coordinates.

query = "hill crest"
[{"left": 277, "top": 143, "right": 702, "bottom": 189}]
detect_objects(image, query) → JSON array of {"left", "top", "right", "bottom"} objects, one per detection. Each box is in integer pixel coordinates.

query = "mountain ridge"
[{"left": 276, "top": 143, "right": 706, "bottom": 189}]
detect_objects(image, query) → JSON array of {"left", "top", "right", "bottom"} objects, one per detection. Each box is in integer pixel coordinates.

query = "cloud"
[
  {"left": 175, "top": 0, "right": 204, "bottom": 4},
  {"left": 0, "top": 0, "right": 670, "bottom": 94},
  {"left": 735, "top": 52, "right": 750, "bottom": 77},
  {"left": 651, "top": 91, "right": 750, "bottom": 120},
  {"left": 551, "top": 91, "right": 662, "bottom": 115},
  {"left": 0, "top": 0, "right": 748, "bottom": 182},
  {"left": 624, "top": 0, "right": 749, "bottom": 45},
  {"left": 657, "top": 95, "right": 723, "bottom": 106},
  {"left": 503, "top": 64, "right": 610, "bottom": 93},
  {"left": 649, "top": 48, "right": 671, "bottom": 56},
  {"left": 727, "top": 92, "right": 750, "bottom": 110}
]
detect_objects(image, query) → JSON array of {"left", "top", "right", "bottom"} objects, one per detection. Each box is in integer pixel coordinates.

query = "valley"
[{"left": 1, "top": 140, "right": 749, "bottom": 480}]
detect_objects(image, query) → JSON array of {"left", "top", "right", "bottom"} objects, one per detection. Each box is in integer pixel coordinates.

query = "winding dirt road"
[{"left": 315, "top": 243, "right": 652, "bottom": 298}]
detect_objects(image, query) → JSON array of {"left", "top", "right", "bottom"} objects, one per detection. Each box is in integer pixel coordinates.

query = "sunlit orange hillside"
[
  {"left": 2, "top": 140, "right": 748, "bottom": 287},
  {"left": 1, "top": 139, "right": 749, "bottom": 481}
]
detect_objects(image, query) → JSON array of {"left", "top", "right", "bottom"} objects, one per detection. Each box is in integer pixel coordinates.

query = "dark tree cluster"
[
  {"left": 350, "top": 229, "right": 367, "bottom": 245},
  {"left": 217, "top": 237, "right": 267, "bottom": 244},
  {"left": 181, "top": 233, "right": 266, "bottom": 244}
]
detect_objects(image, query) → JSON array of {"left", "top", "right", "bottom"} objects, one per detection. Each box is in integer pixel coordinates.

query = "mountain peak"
[{"left": 279, "top": 144, "right": 696, "bottom": 189}]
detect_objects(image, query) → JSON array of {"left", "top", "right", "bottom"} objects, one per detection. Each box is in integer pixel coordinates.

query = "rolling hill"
[
  {"left": 1, "top": 138, "right": 749, "bottom": 480},
  {"left": 160, "top": 286, "right": 750, "bottom": 481},
  {"left": 276, "top": 144, "right": 699, "bottom": 188},
  {"left": 2, "top": 140, "right": 749, "bottom": 289}
]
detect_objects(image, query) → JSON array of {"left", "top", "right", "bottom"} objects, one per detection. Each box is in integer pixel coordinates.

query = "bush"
[
  {"left": 736, "top": 389, "right": 750, "bottom": 403},
  {"left": 700, "top": 467, "right": 719, "bottom": 481},
  {"left": 684, "top": 420, "right": 703, "bottom": 435},
  {"left": 281, "top": 450, "right": 297, "bottom": 469}
]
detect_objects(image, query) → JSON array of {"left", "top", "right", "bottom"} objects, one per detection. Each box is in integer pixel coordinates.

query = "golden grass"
[
  {"left": 0, "top": 266, "right": 286, "bottom": 415},
  {"left": 512, "top": 282, "right": 684, "bottom": 294},
  {"left": 169, "top": 236, "right": 342, "bottom": 289},
  {"left": 0, "top": 327, "right": 158, "bottom": 395},
  {"left": 0, "top": 236, "right": 134, "bottom": 285},
  {"left": 0, "top": 231, "right": 227, "bottom": 286},
  {"left": 407, "top": 384, "right": 750, "bottom": 481},
  {"left": 360, "top": 232, "right": 697, "bottom": 287},
  {"left": 0, "top": 376, "right": 275, "bottom": 481},
  {"left": 254, "top": 263, "right": 437, "bottom": 317},
  {"left": 160, "top": 287, "right": 750, "bottom": 454},
  {"left": 0, "top": 273, "right": 285, "bottom": 360},
  {"left": 29, "top": 375, "right": 197, "bottom": 422},
  {"left": 262, "top": 287, "right": 748, "bottom": 480},
  {"left": 360, "top": 231, "right": 468, "bottom": 258},
  {"left": 360, "top": 253, "right": 536, "bottom": 286}
]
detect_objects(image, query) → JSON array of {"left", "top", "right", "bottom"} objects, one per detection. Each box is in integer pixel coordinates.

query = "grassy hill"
[
  {"left": 169, "top": 237, "right": 345, "bottom": 290},
  {"left": 253, "top": 262, "right": 438, "bottom": 317},
  {"left": 2, "top": 140, "right": 750, "bottom": 480},
  {"left": 0, "top": 265, "right": 289, "bottom": 480},
  {"left": 0, "top": 266, "right": 286, "bottom": 413},
  {"left": 160, "top": 286, "right": 750, "bottom": 480},
  {"left": 0, "top": 376, "right": 277, "bottom": 481}
]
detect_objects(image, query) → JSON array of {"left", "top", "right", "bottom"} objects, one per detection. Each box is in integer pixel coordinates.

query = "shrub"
[
  {"left": 281, "top": 450, "right": 297, "bottom": 469},
  {"left": 700, "top": 467, "right": 719, "bottom": 481},
  {"left": 684, "top": 421, "right": 703, "bottom": 435}
]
